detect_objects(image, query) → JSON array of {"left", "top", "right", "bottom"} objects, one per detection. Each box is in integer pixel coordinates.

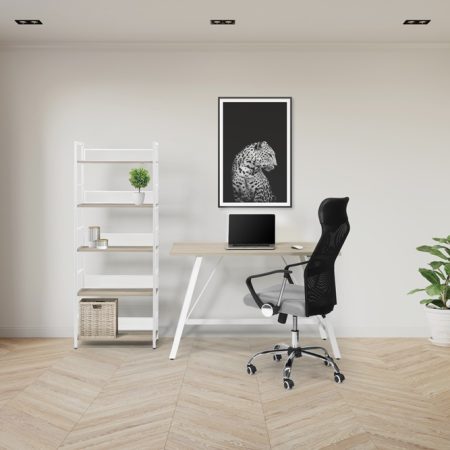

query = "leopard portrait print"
[{"left": 231, "top": 141, "right": 277, "bottom": 202}]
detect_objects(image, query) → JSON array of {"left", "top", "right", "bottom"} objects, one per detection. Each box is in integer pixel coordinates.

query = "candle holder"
[
  {"left": 88, "top": 226, "right": 100, "bottom": 248},
  {"left": 95, "top": 239, "right": 108, "bottom": 250}
]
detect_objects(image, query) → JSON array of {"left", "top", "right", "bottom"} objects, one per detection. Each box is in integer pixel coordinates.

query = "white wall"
[{"left": 0, "top": 45, "right": 449, "bottom": 338}]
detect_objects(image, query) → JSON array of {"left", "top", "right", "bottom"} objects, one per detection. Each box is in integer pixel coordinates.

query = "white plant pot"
[
  {"left": 133, "top": 192, "right": 145, "bottom": 206},
  {"left": 425, "top": 306, "right": 450, "bottom": 346}
]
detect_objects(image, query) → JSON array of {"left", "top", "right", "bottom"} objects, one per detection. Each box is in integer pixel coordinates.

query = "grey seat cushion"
[{"left": 243, "top": 284, "right": 306, "bottom": 317}]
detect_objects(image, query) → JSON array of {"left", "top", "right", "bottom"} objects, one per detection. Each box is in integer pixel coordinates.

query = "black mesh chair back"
[{"left": 304, "top": 197, "right": 350, "bottom": 317}]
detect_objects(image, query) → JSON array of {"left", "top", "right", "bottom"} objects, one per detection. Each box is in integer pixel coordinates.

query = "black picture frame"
[{"left": 218, "top": 97, "right": 292, "bottom": 208}]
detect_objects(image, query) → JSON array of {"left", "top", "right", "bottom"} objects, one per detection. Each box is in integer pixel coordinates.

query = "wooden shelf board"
[
  {"left": 79, "top": 331, "right": 153, "bottom": 343},
  {"left": 78, "top": 288, "right": 154, "bottom": 297},
  {"left": 77, "top": 246, "right": 154, "bottom": 253},
  {"left": 77, "top": 160, "right": 154, "bottom": 164},
  {"left": 77, "top": 203, "right": 155, "bottom": 208}
]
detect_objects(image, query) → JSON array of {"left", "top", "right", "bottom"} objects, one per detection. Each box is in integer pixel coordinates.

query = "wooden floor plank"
[
  {"left": 0, "top": 337, "right": 448, "bottom": 449},
  {"left": 165, "top": 337, "right": 271, "bottom": 450},
  {"left": 60, "top": 338, "right": 191, "bottom": 450}
]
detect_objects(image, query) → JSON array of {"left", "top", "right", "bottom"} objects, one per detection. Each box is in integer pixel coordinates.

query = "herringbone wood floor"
[{"left": 0, "top": 337, "right": 449, "bottom": 449}]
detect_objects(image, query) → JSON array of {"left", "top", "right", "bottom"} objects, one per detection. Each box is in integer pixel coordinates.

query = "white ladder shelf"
[{"left": 73, "top": 142, "right": 159, "bottom": 348}]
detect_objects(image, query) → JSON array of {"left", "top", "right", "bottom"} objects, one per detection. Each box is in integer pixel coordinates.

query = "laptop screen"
[{"left": 228, "top": 214, "right": 275, "bottom": 246}]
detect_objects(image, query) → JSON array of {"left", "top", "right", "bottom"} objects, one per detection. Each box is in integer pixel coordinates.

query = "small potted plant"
[
  {"left": 408, "top": 236, "right": 450, "bottom": 346},
  {"left": 129, "top": 167, "right": 150, "bottom": 205}
]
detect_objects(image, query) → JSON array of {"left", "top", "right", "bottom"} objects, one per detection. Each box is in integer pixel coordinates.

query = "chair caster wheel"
[
  {"left": 273, "top": 354, "right": 282, "bottom": 362},
  {"left": 324, "top": 359, "right": 331, "bottom": 367},
  {"left": 283, "top": 379, "right": 294, "bottom": 390},
  {"left": 334, "top": 372, "right": 345, "bottom": 383},
  {"left": 247, "top": 364, "right": 257, "bottom": 375}
]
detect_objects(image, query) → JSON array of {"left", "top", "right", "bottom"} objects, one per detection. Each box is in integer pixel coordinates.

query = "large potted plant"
[
  {"left": 408, "top": 236, "right": 450, "bottom": 346},
  {"left": 129, "top": 167, "right": 150, "bottom": 205}
]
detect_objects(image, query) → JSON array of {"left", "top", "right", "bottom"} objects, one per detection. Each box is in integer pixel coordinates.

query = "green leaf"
[
  {"left": 430, "top": 261, "right": 445, "bottom": 269},
  {"left": 420, "top": 299, "right": 435, "bottom": 304},
  {"left": 430, "top": 299, "right": 446, "bottom": 308},
  {"left": 419, "top": 268, "right": 441, "bottom": 286},
  {"left": 417, "top": 245, "right": 447, "bottom": 260},
  {"left": 445, "top": 263, "right": 450, "bottom": 276},
  {"left": 435, "top": 245, "right": 450, "bottom": 257},
  {"left": 408, "top": 288, "right": 425, "bottom": 295},
  {"left": 435, "top": 271, "right": 446, "bottom": 280},
  {"left": 425, "top": 284, "right": 441, "bottom": 296},
  {"left": 432, "top": 237, "right": 450, "bottom": 244}
]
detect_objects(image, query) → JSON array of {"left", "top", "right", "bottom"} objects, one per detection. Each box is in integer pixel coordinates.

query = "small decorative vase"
[
  {"left": 88, "top": 226, "right": 100, "bottom": 248},
  {"left": 425, "top": 306, "right": 450, "bottom": 346},
  {"left": 133, "top": 192, "right": 145, "bottom": 206}
]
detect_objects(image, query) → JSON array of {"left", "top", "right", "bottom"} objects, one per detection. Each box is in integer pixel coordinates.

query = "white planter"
[
  {"left": 133, "top": 192, "right": 145, "bottom": 206},
  {"left": 425, "top": 306, "right": 450, "bottom": 346}
]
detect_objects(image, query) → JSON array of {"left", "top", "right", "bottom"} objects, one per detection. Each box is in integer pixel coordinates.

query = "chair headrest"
[{"left": 318, "top": 197, "right": 349, "bottom": 227}]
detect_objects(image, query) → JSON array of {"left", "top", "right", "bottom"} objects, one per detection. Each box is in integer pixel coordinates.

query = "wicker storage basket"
[{"left": 80, "top": 298, "right": 118, "bottom": 339}]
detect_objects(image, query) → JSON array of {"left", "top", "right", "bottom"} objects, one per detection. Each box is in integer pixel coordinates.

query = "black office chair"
[{"left": 243, "top": 197, "right": 350, "bottom": 389}]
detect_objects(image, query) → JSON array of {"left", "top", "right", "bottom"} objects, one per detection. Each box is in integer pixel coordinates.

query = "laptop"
[{"left": 227, "top": 214, "right": 275, "bottom": 250}]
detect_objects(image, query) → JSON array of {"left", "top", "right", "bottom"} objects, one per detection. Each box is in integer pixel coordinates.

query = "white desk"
[{"left": 169, "top": 242, "right": 341, "bottom": 360}]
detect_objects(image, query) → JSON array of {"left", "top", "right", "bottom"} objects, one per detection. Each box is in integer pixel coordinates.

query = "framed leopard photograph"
[{"left": 218, "top": 97, "right": 292, "bottom": 207}]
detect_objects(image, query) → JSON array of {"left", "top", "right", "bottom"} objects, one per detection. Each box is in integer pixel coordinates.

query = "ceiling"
[{"left": 0, "top": 0, "right": 449, "bottom": 45}]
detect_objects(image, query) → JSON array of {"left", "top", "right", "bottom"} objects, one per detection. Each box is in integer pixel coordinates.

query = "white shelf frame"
[{"left": 74, "top": 141, "right": 159, "bottom": 349}]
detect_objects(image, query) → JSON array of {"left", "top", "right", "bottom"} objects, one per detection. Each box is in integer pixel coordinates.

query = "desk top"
[{"left": 170, "top": 242, "right": 315, "bottom": 256}]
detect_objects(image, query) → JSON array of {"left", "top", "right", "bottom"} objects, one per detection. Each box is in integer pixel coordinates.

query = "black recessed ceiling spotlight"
[
  {"left": 15, "top": 19, "right": 43, "bottom": 25},
  {"left": 403, "top": 19, "right": 431, "bottom": 25},
  {"left": 210, "top": 19, "right": 236, "bottom": 25}
]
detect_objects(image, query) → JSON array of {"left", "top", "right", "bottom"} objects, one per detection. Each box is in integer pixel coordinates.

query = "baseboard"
[
  {"left": 170, "top": 324, "right": 430, "bottom": 338},
  {"left": 333, "top": 325, "right": 429, "bottom": 338},
  {"left": 0, "top": 326, "right": 73, "bottom": 338},
  {"left": 0, "top": 325, "right": 429, "bottom": 339}
]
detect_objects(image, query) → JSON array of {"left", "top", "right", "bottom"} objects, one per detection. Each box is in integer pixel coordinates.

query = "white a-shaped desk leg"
[
  {"left": 170, "top": 257, "right": 203, "bottom": 360},
  {"left": 320, "top": 316, "right": 341, "bottom": 360}
]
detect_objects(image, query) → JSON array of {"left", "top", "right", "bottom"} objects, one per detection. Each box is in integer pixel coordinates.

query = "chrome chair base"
[{"left": 246, "top": 317, "right": 345, "bottom": 389}]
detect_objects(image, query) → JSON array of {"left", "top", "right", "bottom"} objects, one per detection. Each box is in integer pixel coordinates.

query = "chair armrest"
[
  {"left": 245, "top": 269, "right": 292, "bottom": 311},
  {"left": 282, "top": 260, "right": 309, "bottom": 284},
  {"left": 247, "top": 269, "right": 292, "bottom": 281},
  {"left": 283, "top": 260, "right": 309, "bottom": 270}
]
